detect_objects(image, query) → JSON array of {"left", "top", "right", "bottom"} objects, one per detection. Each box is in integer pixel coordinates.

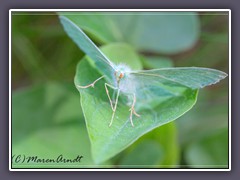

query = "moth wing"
[
  {"left": 130, "top": 67, "right": 228, "bottom": 89},
  {"left": 59, "top": 16, "right": 115, "bottom": 83}
]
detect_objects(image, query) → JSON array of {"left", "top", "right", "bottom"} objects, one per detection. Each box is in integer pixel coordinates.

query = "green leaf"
[
  {"left": 141, "top": 56, "right": 173, "bottom": 69},
  {"left": 12, "top": 34, "right": 46, "bottom": 80},
  {"left": 118, "top": 122, "right": 179, "bottom": 167},
  {"left": 60, "top": 15, "right": 226, "bottom": 164},
  {"left": 12, "top": 83, "right": 112, "bottom": 168},
  {"left": 99, "top": 43, "right": 142, "bottom": 70},
  {"left": 185, "top": 128, "right": 228, "bottom": 168},
  {"left": 12, "top": 124, "right": 94, "bottom": 168},
  {"left": 153, "top": 122, "right": 180, "bottom": 166},
  {"left": 119, "top": 12, "right": 200, "bottom": 54},
  {"left": 75, "top": 44, "right": 198, "bottom": 164},
  {"left": 59, "top": 12, "right": 200, "bottom": 54},
  {"left": 119, "top": 139, "right": 164, "bottom": 167},
  {"left": 177, "top": 90, "right": 228, "bottom": 145}
]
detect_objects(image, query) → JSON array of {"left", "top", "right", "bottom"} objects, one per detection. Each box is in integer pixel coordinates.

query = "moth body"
[{"left": 113, "top": 63, "right": 137, "bottom": 95}]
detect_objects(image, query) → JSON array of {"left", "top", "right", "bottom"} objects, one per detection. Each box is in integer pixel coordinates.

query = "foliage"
[
  {"left": 75, "top": 43, "right": 198, "bottom": 163},
  {"left": 12, "top": 12, "right": 229, "bottom": 168}
]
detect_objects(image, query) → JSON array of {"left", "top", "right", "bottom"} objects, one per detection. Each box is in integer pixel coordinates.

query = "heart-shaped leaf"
[{"left": 75, "top": 43, "right": 198, "bottom": 163}]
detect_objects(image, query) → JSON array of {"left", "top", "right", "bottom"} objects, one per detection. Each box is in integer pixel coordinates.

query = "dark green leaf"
[
  {"left": 118, "top": 122, "right": 179, "bottom": 167},
  {"left": 185, "top": 128, "right": 228, "bottom": 168},
  {"left": 119, "top": 139, "right": 164, "bottom": 167},
  {"left": 12, "top": 83, "right": 112, "bottom": 168},
  {"left": 177, "top": 90, "right": 228, "bottom": 145}
]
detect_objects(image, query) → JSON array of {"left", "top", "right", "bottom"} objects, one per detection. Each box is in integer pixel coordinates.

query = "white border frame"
[{"left": 9, "top": 9, "right": 231, "bottom": 171}]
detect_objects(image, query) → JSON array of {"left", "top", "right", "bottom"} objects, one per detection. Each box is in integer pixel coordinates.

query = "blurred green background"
[{"left": 11, "top": 11, "right": 229, "bottom": 168}]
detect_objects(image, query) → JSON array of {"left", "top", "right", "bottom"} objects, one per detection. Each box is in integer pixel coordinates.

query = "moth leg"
[
  {"left": 105, "top": 83, "right": 118, "bottom": 111},
  {"left": 109, "top": 89, "right": 120, "bottom": 127},
  {"left": 129, "top": 93, "right": 140, "bottom": 127},
  {"left": 76, "top": 75, "right": 105, "bottom": 89}
]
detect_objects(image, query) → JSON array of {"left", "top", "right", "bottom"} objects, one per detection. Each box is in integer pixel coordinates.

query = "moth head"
[
  {"left": 115, "top": 71, "right": 124, "bottom": 81},
  {"left": 114, "top": 63, "right": 131, "bottom": 82}
]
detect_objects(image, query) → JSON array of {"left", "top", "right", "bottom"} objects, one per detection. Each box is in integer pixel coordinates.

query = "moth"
[{"left": 59, "top": 15, "right": 228, "bottom": 127}]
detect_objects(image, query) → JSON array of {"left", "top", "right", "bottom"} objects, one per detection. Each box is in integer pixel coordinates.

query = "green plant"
[
  {"left": 59, "top": 13, "right": 227, "bottom": 164},
  {"left": 12, "top": 12, "right": 229, "bottom": 168}
]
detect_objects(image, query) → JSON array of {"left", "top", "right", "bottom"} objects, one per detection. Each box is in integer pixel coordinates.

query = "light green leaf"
[
  {"left": 58, "top": 12, "right": 200, "bottom": 54},
  {"left": 153, "top": 122, "right": 180, "bottom": 166},
  {"left": 75, "top": 44, "right": 198, "bottom": 164},
  {"left": 141, "top": 56, "right": 173, "bottom": 69},
  {"left": 120, "top": 12, "right": 200, "bottom": 54},
  {"left": 99, "top": 43, "right": 142, "bottom": 70}
]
